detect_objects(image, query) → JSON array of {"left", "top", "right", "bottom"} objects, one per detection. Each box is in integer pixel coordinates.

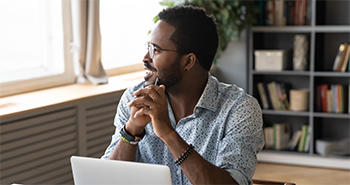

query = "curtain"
[{"left": 71, "top": 0, "right": 108, "bottom": 84}]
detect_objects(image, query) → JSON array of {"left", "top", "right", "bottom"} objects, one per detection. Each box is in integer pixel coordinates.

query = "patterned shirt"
[{"left": 102, "top": 74, "right": 264, "bottom": 185}]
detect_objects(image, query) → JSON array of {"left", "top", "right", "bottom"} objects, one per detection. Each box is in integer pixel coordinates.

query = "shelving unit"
[{"left": 248, "top": 0, "right": 350, "bottom": 169}]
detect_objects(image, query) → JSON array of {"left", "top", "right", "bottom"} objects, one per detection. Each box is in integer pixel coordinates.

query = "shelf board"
[
  {"left": 314, "top": 26, "right": 350, "bottom": 32},
  {"left": 313, "top": 112, "right": 350, "bottom": 119},
  {"left": 253, "top": 70, "right": 310, "bottom": 76},
  {"left": 262, "top": 149, "right": 309, "bottom": 155},
  {"left": 262, "top": 110, "right": 310, "bottom": 117},
  {"left": 252, "top": 26, "right": 350, "bottom": 33},
  {"left": 258, "top": 150, "right": 350, "bottom": 170},
  {"left": 313, "top": 72, "right": 350, "bottom": 77},
  {"left": 252, "top": 26, "right": 312, "bottom": 32}
]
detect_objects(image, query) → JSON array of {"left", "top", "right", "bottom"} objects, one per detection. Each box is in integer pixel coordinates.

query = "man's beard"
[
  {"left": 157, "top": 56, "right": 182, "bottom": 89},
  {"left": 144, "top": 55, "right": 182, "bottom": 89}
]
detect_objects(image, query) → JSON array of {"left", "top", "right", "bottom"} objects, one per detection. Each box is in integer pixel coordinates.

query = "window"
[
  {"left": 0, "top": 0, "right": 74, "bottom": 97},
  {"left": 100, "top": 0, "right": 163, "bottom": 75}
]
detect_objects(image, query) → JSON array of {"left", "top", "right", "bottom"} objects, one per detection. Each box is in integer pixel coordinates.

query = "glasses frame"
[{"left": 146, "top": 42, "right": 177, "bottom": 59}]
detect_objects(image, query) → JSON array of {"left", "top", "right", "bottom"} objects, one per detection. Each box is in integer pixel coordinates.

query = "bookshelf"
[{"left": 248, "top": 0, "right": 350, "bottom": 169}]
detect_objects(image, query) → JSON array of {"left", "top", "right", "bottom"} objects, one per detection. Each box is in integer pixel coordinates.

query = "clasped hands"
[{"left": 126, "top": 84, "right": 174, "bottom": 141}]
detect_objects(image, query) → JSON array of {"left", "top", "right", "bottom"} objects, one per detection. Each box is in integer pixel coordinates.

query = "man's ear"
[{"left": 183, "top": 53, "right": 197, "bottom": 71}]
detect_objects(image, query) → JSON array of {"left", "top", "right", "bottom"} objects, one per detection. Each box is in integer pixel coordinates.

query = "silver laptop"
[{"left": 71, "top": 156, "right": 172, "bottom": 185}]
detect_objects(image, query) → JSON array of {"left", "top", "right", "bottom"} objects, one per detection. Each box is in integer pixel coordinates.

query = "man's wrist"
[
  {"left": 160, "top": 129, "right": 178, "bottom": 145},
  {"left": 120, "top": 125, "right": 145, "bottom": 145},
  {"left": 125, "top": 122, "right": 145, "bottom": 136}
]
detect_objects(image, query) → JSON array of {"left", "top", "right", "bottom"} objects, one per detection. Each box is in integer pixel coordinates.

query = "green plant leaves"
[{"left": 159, "top": 0, "right": 174, "bottom": 7}]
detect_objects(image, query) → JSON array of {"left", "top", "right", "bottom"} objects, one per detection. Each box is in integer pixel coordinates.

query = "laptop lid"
[{"left": 70, "top": 156, "right": 172, "bottom": 185}]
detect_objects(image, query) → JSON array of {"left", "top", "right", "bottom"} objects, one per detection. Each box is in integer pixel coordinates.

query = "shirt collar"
[{"left": 195, "top": 74, "right": 219, "bottom": 112}]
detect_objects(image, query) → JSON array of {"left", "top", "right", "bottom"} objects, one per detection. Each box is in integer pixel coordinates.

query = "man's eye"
[{"left": 153, "top": 48, "right": 161, "bottom": 53}]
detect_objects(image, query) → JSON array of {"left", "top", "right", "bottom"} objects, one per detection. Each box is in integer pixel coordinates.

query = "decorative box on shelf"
[{"left": 254, "top": 50, "right": 289, "bottom": 71}]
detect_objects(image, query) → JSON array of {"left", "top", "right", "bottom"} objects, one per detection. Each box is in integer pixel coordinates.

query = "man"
[{"left": 102, "top": 6, "right": 264, "bottom": 185}]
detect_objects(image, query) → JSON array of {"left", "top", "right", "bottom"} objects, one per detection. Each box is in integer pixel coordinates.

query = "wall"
[{"left": 212, "top": 30, "right": 248, "bottom": 91}]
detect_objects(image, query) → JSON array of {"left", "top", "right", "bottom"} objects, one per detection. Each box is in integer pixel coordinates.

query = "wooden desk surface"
[{"left": 254, "top": 162, "right": 350, "bottom": 185}]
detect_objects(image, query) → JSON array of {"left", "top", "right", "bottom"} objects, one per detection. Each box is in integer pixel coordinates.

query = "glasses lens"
[{"left": 147, "top": 43, "right": 154, "bottom": 59}]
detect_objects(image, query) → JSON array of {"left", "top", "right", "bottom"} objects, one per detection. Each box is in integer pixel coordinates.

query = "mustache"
[{"left": 143, "top": 62, "right": 157, "bottom": 72}]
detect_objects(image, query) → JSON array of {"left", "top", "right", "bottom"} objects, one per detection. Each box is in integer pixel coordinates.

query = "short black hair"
[{"left": 158, "top": 6, "right": 218, "bottom": 71}]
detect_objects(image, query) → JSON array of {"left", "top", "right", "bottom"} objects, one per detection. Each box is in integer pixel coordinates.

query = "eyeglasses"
[{"left": 146, "top": 42, "right": 177, "bottom": 59}]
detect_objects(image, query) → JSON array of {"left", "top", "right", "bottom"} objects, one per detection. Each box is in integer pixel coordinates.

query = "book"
[
  {"left": 267, "top": 82, "right": 281, "bottom": 110},
  {"left": 298, "top": 125, "right": 309, "bottom": 152},
  {"left": 298, "top": 125, "right": 305, "bottom": 152},
  {"left": 338, "top": 85, "right": 344, "bottom": 113},
  {"left": 276, "top": 83, "right": 287, "bottom": 110},
  {"left": 276, "top": 83, "right": 290, "bottom": 110},
  {"left": 320, "top": 84, "right": 329, "bottom": 112},
  {"left": 326, "top": 89, "right": 333, "bottom": 113},
  {"left": 264, "top": 83, "right": 274, "bottom": 109},
  {"left": 336, "top": 44, "right": 349, "bottom": 72},
  {"left": 267, "top": 82, "right": 291, "bottom": 110},
  {"left": 300, "top": 0, "right": 307, "bottom": 25},
  {"left": 340, "top": 44, "right": 350, "bottom": 72},
  {"left": 331, "top": 85, "right": 337, "bottom": 113},
  {"left": 257, "top": 0, "right": 267, "bottom": 25},
  {"left": 273, "top": 123, "right": 291, "bottom": 150},
  {"left": 303, "top": 125, "right": 310, "bottom": 152},
  {"left": 288, "top": 130, "right": 301, "bottom": 150},
  {"left": 266, "top": 0, "right": 275, "bottom": 25},
  {"left": 304, "top": 133, "right": 311, "bottom": 152},
  {"left": 275, "top": 0, "right": 286, "bottom": 26},
  {"left": 316, "top": 85, "right": 322, "bottom": 112},
  {"left": 333, "top": 43, "right": 347, "bottom": 72},
  {"left": 264, "top": 127, "right": 274, "bottom": 149},
  {"left": 257, "top": 82, "right": 269, "bottom": 109},
  {"left": 295, "top": 0, "right": 307, "bottom": 25},
  {"left": 286, "top": 0, "right": 295, "bottom": 25}
]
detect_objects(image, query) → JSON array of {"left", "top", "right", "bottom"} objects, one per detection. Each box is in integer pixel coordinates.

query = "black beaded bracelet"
[{"left": 174, "top": 144, "right": 194, "bottom": 165}]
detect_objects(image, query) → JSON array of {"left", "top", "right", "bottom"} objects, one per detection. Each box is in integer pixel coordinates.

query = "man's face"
[{"left": 143, "top": 20, "right": 183, "bottom": 88}]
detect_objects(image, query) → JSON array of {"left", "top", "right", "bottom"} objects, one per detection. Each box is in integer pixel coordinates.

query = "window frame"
[
  {"left": 105, "top": 63, "right": 144, "bottom": 77},
  {"left": 0, "top": 0, "right": 75, "bottom": 97}
]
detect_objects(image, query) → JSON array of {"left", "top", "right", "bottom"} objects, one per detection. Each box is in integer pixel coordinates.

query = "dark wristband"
[
  {"left": 174, "top": 144, "right": 194, "bottom": 165},
  {"left": 119, "top": 125, "right": 145, "bottom": 145}
]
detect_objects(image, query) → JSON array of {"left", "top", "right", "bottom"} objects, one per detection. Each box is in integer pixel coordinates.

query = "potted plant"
[{"left": 154, "top": 0, "right": 259, "bottom": 63}]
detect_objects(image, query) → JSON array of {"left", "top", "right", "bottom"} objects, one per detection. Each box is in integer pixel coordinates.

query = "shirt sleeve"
[
  {"left": 100, "top": 88, "right": 134, "bottom": 159},
  {"left": 215, "top": 96, "right": 265, "bottom": 185}
]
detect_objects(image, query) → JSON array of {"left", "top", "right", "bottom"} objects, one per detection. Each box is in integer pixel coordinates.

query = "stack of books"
[
  {"left": 316, "top": 84, "right": 347, "bottom": 113},
  {"left": 257, "top": 0, "right": 309, "bottom": 26},
  {"left": 264, "top": 124, "right": 310, "bottom": 152},
  {"left": 257, "top": 82, "right": 290, "bottom": 110}
]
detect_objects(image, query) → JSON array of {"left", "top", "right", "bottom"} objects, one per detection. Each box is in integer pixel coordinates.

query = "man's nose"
[{"left": 143, "top": 51, "right": 152, "bottom": 63}]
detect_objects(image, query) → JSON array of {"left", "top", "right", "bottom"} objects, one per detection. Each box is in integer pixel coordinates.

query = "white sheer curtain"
[{"left": 71, "top": 0, "right": 108, "bottom": 84}]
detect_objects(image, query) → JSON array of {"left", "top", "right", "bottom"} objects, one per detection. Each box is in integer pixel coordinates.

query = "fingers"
[
  {"left": 130, "top": 85, "right": 167, "bottom": 119},
  {"left": 128, "top": 95, "right": 154, "bottom": 109},
  {"left": 134, "top": 107, "right": 150, "bottom": 118},
  {"left": 134, "top": 85, "right": 166, "bottom": 101}
]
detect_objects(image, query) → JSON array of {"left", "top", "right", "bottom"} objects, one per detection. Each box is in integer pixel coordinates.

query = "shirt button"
[{"left": 177, "top": 169, "right": 181, "bottom": 175}]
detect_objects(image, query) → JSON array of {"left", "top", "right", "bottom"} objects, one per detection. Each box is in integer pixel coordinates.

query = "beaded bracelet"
[{"left": 174, "top": 144, "right": 194, "bottom": 165}]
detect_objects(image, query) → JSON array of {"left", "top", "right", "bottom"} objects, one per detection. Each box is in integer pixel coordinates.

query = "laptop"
[{"left": 70, "top": 156, "right": 172, "bottom": 185}]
